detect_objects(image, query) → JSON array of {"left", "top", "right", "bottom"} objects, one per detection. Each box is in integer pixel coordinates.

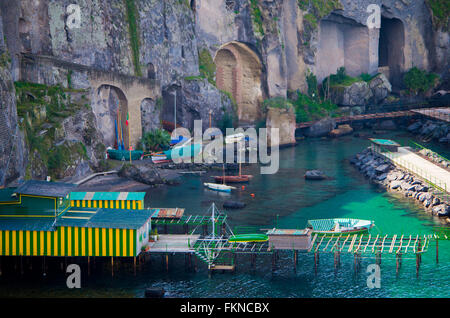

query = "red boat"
[{"left": 213, "top": 175, "right": 252, "bottom": 183}]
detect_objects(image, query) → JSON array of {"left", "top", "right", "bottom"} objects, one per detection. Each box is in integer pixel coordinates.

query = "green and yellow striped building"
[{"left": 0, "top": 181, "right": 151, "bottom": 258}]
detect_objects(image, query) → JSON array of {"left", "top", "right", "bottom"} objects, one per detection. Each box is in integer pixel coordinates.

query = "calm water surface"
[{"left": 1, "top": 131, "right": 449, "bottom": 297}]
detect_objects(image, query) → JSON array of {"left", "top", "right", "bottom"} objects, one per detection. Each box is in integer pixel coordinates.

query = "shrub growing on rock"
[
  {"left": 403, "top": 67, "right": 439, "bottom": 95},
  {"left": 138, "top": 129, "right": 171, "bottom": 152}
]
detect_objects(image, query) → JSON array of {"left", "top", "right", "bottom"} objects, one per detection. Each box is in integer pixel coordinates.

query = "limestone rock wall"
[{"left": 0, "top": 11, "right": 26, "bottom": 186}]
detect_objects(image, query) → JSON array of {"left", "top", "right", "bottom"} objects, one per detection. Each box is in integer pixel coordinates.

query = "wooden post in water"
[
  {"left": 396, "top": 254, "right": 400, "bottom": 276},
  {"left": 165, "top": 253, "right": 169, "bottom": 272},
  {"left": 293, "top": 250, "right": 298, "bottom": 272},
  {"left": 416, "top": 253, "right": 420, "bottom": 278},
  {"left": 436, "top": 238, "right": 439, "bottom": 264}
]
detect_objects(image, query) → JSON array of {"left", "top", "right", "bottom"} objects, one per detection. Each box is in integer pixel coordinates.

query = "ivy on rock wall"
[
  {"left": 124, "top": 0, "right": 142, "bottom": 77},
  {"left": 15, "top": 82, "right": 89, "bottom": 179},
  {"left": 425, "top": 0, "right": 450, "bottom": 31}
]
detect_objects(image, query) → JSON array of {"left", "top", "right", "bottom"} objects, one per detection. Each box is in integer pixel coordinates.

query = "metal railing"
[{"left": 371, "top": 145, "right": 449, "bottom": 203}]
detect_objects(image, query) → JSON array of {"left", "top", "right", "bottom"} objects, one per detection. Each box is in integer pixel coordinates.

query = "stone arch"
[
  {"left": 378, "top": 17, "right": 405, "bottom": 89},
  {"left": 147, "top": 63, "right": 156, "bottom": 80},
  {"left": 95, "top": 84, "right": 129, "bottom": 149},
  {"left": 214, "top": 41, "right": 263, "bottom": 123}
]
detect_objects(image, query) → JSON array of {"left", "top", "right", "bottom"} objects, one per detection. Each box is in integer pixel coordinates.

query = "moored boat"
[
  {"left": 213, "top": 175, "right": 252, "bottom": 183},
  {"left": 107, "top": 149, "right": 144, "bottom": 161},
  {"left": 204, "top": 183, "right": 236, "bottom": 193},
  {"left": 307, "top": 218, "right": 374, "bottom": 235},
  {"left": 228, "top": 233, "right": 268, "bottom": 243}
]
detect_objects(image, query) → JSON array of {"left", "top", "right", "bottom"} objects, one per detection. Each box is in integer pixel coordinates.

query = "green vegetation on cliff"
[
  {"left": 298, "top": 0, "right": 343, "bottom": 28},
  {"left": 426, "top": 0, "right": 450, "bottom": 30},
  {"left": 15, "top": 81, "right": 88, "bottom": 179},
  {"left": 198, "top": 48, "right": 216, "bottom": 85},
  {"left": 124, "top": 0, "right": 142, "bottom": 77},
  {"left": 403, "top": 67, "right": 439, "bottom": 95},
  {"left": 250, "top": 0, "right": 265, "bottom": 38},
  {"left": 321, "top": 67, "right": 377, "bottom": 93}
]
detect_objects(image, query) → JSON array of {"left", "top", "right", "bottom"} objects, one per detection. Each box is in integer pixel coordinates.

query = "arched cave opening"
[
  {"left": 214, "top": 42, "right": 263, "bottom": 123},
  {"left": 95, "top": 85, "right": 129, "bottom": 149},
  {"left": 378, "top": 17, "right": 405, "bottom": 89}
]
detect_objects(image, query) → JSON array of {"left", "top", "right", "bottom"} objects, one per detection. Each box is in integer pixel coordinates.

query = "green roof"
[
  {"left": 16, "top": 180, "right": 77, "bottom": 197},
  {"left": 0, "top": 218, "right": 56, "bottom": 231},
  {"left": 56, "top": 208, "right": 152, "bottom": 229},
  {"left": 69, "top": 192, "right": 146, "bottom": 201},
  {"left": 369, "top": 138, "right": 400, "bottom": 146}
]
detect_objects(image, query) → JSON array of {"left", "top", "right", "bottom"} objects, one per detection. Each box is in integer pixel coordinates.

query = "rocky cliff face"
[
  {"left": 0, "top": 0, "right": 447, "bottom": 183},
  {"left": 0, "top": 12, "right": 26, "bottom": 185}
]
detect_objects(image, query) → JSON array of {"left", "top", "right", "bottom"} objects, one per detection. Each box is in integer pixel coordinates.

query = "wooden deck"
[{"left": 296, "top": 110, "right": 414, "bottom": 129}]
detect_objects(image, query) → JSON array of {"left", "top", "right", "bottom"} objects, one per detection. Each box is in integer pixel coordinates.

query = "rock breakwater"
[{"left": 350, "top": 148, "right": 450, "bottom": 223}]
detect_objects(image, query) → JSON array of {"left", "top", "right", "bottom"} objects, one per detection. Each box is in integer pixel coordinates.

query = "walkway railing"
[{"left": 371, "top": 145, "right": 449, "bottom": 203}]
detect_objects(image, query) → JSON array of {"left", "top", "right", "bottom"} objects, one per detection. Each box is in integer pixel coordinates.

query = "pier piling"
[{"left": 436, "top": 239, "right": 439, "bottom": 264}]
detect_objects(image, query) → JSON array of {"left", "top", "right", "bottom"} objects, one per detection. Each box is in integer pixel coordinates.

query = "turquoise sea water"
[{"left": 0, "top": 131, "right": 449, "bottom": 297}]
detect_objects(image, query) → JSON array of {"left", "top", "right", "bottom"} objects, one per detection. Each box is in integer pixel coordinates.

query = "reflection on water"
[{"left": 1, "top": 131, "right": 449, "bottom": 297}]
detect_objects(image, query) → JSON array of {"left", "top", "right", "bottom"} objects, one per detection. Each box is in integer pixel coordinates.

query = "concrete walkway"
[{"left": 383, "top": 147, "right": 450, "bottom": 192}]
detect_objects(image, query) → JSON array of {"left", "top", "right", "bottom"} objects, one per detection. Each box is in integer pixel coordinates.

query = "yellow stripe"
[
  {"left": 33, "top": 231, "right": 37, "bottom": 256},
  {"left": 102, "top": 228, "right": 106, "bottom": 256},
  {"left": 5, "top": 231, "right": 10, "bottom": 255},
  {"left": 67, "top": 227, "right": 72, "bottom": 256},
  {"left": 81, "top": 227, "right": 86, "bottom": 256},
  {"left": 81, "top": 200, "right": 85, "bottom": 208},
  {"left": 132, "top": 201, "right": 136, "bottom": 209},
  {"left": 116, "top": 229, "right": 120, "bottom": 256},
  {"left": 61, "top": 227, "right": 65, "bottom": 256},
  {"left": 109, "top": 228, "right": 113, "bottom": 256},
  {"left": 26, "top": 231, "right": 30, "bottom": 255},
  {"left": 87, "top": 201, "right": 91, "bottom": 208},
  {"left": 121, "top": 201, "right": 125, "bottom": 209},
  {"left": 74, "top": 227, "right": 78, "bottom": 256},
  {"left": 99, "top": 200, "right": 103, "bottom": 208},
  {"left": 76, "top": 200, "right": 80, "bottom": 207},
  {"left": 95, "top": 228, "right": 99, "bottom": 256},
  {"left": 138, "top": 201, "right": 143, "bottom": 209},
  {"left": 115, "top": 201, "right": 119, "bottom": 209},
  {"left": 0, "top": 231, "right": 2, "bottom": 255},
  {"left": 19, "top": 231, "right": 23, "bottom": 256},
  {"left": 122, "top": 229, "right": 127, "bottom": 256},
  {"left": 88, "top": 228, "right": 92, "bottom": 256},
  {"left": 104, "top": 201, "right": 108, "bottom": 209},
  {"left": 71, "top": 200, "right": 74, "bottom": 207},
  {"left": 130, "top": 229, "right": 134, "bottom": 256},
  {"left": 93, "top": 200, "right": 97, "bottom": 208},
  {"left": 12, "top": 231, "right": 17, "bottom": 255},
  {"left": 126, "top": 201, "right": 130, "bottom": 209},
  {"left": 45, "top": 232, "right": 49, "bottom": 256},
  {"left": 54, "top": 230, "right": 58, "bottom": 256}
]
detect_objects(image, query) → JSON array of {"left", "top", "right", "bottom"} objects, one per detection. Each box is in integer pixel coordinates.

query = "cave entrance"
[
  {"left": 378, "top": 17, "right": 405, "bottom": 89},
  {"left": 161, "top": 85, "right": 181, "bottom": 132},
  {"left": 214, "top": 42, "right": 263, "bottom": 123},
  {"left": 96, "top": 85, "right": 129, "bottom": 149}
]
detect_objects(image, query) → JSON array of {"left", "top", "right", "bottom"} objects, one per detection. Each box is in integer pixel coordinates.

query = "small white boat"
[
  {"left": 204, "top": 183, "right": 236, "bottom": 193},
  {"left": 307, "top": 218, "right": 375, "bottom": 235},
  {"left": 225, "top": 133, "right": 245, "bottom": 144}
]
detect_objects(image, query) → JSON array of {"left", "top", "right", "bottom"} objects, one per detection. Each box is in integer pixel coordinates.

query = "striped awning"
[{"left": 69, "top": 192, "right": 146, "bottom": 201}]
